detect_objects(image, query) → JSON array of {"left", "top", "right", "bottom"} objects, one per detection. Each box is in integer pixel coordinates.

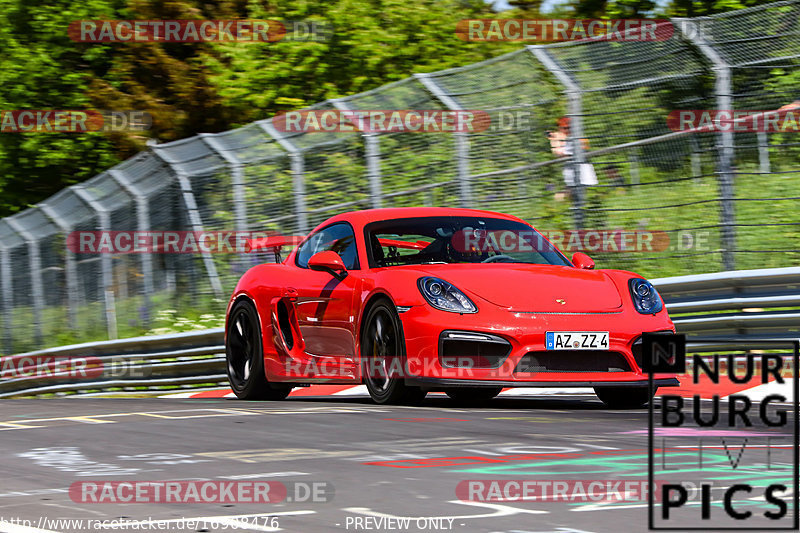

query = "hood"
[{"left": 417, "top": 264, "right": 624, "bottom": 313}]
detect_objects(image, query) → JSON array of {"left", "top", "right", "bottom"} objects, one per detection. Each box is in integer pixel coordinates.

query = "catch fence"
[{"left": 1, "top": 1, "right": 799, "bottom": 352}]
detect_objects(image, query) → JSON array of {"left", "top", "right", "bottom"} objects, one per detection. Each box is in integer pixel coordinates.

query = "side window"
[{"left": 295, "top": 223, "right": 359, "bottom": 270}]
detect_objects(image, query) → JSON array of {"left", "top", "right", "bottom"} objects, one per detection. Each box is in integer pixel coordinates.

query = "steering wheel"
[{"left": 482, "top": 254, "right": 515, "bottom": 263}]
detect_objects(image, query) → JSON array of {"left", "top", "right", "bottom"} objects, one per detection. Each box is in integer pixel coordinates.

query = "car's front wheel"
[
  {"left": 594, "top": 386, "right": 656, "bottom": 408},
  {"left": 361, "top": 300, "right": 426, "bottom": 405},
  {"left": 226, "top": 299, "right": 292, "bottom": 400}
]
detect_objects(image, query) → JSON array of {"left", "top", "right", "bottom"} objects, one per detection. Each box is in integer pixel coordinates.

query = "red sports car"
[{"left": 225, "top": 207, "right": 678, "bottom": 407}]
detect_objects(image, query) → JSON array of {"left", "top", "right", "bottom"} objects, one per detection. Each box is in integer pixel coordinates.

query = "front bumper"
[
  {"left": 398, "top": 303, "right": 678, "bottom": 386},
  {"left": 407, "top": 376, "right": 680, "bottom": 389}
]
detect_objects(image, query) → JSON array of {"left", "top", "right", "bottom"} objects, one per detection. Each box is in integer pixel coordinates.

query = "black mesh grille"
[
  {"left": 632, "top": 338, "right": 642, "bottom": 369},
  {"left": 515, "top": 351, "right": 631, "bottom": 373},
  {"left": 439, "top": 332, "right": 511, "bottom": 369}
]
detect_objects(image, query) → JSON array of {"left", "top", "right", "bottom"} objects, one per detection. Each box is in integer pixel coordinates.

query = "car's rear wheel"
[
  {"left": 361, "top": 300, "right": 426, "bottom": 405},
  {"left": 445, "top": 387, "right": 503, "bottom": 403},
  {"left": 594, "top": 386, "right": 656, "bottom": 408},
  {"left": 226, "top": 299, "right": 292, "bottom": 400}
]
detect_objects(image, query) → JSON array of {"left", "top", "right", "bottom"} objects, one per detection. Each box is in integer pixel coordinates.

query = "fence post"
[
  {"left": 678, "top": 19, "right": 736, "bottom": 271},
  {"left": 630, "top": 152, "right": 641, "bottom": 185},
  {"left": 690, "top": 135, "right": 702, "bottom": 179},
  {"left": 364, "top": 134, "right": 382, "bottom": 208},
  {"left": 331, "top": 98, "right": 383, "bottom": 209},
  {"left": 38, "top": 202, "right": 78, "bottom": 331},
  {"left": 105, "top": 289, "right": 118, "bottom": 340},
  {"left": 201, "top": 134, "right": 249, "bottom": 274},
  {"left": 0, "top": 244, "right": 12, "bottom": 354},
  {"left": 529, "top": 45, "right": 586, "bottom": 230},
  {"left": 757, "top": 131, "right": 770, "bottom": 173},
  {"left": 71, "top": 185, "right": 116, "bottom": 338},
  {"left": 149, "top": 147, "right": 224, "bottom": 298},
  {"left": 5, "top": 217, "right": 44, "bottom": 347},
  {"left": 260, "top": 121, "right": 309, "bottom": 233},
  {"left": 415, "top": 73, "right": 473, "bottom": 208},
  {"left": 110, "top": 169, "right": 153, "bottom": 326},
  {"left": 201, "top": 134, "right": 249, "bottom": 235}
]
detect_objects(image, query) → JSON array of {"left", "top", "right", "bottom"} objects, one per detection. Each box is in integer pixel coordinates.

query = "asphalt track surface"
[{"left": 0, "top": 393, "right": 795, "bottom": 533}]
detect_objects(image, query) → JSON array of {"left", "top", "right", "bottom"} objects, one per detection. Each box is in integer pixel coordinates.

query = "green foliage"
[
  {"left": 204, "top": 0, "right": 516, "bottom": 119},
  {"left": 0, "top": 0, "right": 122, "bottom": 214},
  {"left": 0, "top": 0, "right": 513, "bottom": 217},
  {"left": 563, "top": 0, "right": 777, "bottom": 18},
  {"left": 146, "top": 308, "right": 224, "bottom": 336},
  {"left": 667, "top": 0, "right": 776, "bottom": 17}
]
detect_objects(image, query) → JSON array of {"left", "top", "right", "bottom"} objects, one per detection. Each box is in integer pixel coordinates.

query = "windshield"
[{"left": 364, "top": 216, "right": 571, "bottom": 268}]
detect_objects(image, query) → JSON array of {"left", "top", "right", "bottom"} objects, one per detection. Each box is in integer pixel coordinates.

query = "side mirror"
[
  {"left": 572, "top": 252, "right": 595, "bottom": 270},
  {"left": 308, "top": 251, "right": 348, "bottom": 280}
]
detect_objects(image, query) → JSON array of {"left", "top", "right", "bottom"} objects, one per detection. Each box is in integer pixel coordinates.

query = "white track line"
[{"left": 157, "top": 391, "right": 197, "bottom": 398}]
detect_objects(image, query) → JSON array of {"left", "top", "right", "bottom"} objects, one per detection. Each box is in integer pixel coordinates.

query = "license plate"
[{"left": 546, "top": 331, "right": 609, "bottom": 350}]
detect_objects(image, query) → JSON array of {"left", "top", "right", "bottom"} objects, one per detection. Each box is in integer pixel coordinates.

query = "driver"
[{"left": 447, "top": 226, "right": 490, "bottom": 263}]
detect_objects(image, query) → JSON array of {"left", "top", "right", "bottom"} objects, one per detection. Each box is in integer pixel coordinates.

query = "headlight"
[
  {"left": 628, "top": 278, "right": 663, "bottom": 314},
  {"left": 417, "top": 277, "right": 477, "bottom": 314}
]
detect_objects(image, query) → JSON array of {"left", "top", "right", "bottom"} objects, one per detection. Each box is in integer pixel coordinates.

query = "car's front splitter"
[{"left": 406, "top": 376, "right": 680, "bottom": 390}]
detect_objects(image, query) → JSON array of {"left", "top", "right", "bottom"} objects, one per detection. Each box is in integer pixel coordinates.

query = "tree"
[
  {"left": 0, "top": 0, "right": 121, "bottom": 215},
  {"left": 667, "top": 0, "right": 777, "bottom": 16},
  {"left": 0, "top": 0, "right": 513, "bottom": 217},
  {"left": 202, "top": 0, "right": 515, "bottom": 120}
]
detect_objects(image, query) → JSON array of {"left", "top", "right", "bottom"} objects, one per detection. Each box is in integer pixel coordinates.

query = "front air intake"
[
  {"left": 515, "top": 351, "right": 631, "bottom": 373},
  {"left": 439, "top": 331, "right": 511, "bottom": 369}
]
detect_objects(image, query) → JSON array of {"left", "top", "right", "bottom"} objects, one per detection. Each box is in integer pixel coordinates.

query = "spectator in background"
[{"left": 548, "top": 117, "right": 597, "bottom": 188}]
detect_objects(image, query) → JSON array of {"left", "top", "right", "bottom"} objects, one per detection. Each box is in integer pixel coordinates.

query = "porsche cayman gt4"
[{"left": 225, "top": 207, "right": 678, "bottom": 407}]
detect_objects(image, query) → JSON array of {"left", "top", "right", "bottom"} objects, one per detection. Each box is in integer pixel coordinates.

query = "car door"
[{"left": 290, "top": 223, "right": 360, "bottom": 377}]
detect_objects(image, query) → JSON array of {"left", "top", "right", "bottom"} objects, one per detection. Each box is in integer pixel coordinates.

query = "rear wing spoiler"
[
  {"left": 377, "top": 237, "right": 428, "bottom": 251},
  {"left": 244, "top": 235, "right": 427, "bottom": 263},
  {"left": 245, "top": 234, "right": 305, "bottom": 262}
]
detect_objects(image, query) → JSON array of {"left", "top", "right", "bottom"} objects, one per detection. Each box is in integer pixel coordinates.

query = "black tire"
[
  {"left": 226, "top": 299, "right": 292, "bottom": 400},
  {"left": 361, "top": 300, "right": 426, "bottom": 405},
  {"left": 445, "top": 387, "right": 503, "bottom": 403},
  {"left": 594, "top": 386, "right": 656, "bottom": 409}
]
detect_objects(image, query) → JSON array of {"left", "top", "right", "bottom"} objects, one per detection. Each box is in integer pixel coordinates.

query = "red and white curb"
[{"left": 159, "top": 376, "right": 793, "bottom": 401}]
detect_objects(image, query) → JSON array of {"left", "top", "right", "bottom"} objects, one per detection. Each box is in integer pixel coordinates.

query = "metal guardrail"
[
  {"left": 653, "top": 267, "right": 800, "bottom": 343},
  {"left": 0, "top": 268, "right": 798, "bottom": 398},
  {"left": 0, "top": 328, "right": 225, "bottom": 398}
]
